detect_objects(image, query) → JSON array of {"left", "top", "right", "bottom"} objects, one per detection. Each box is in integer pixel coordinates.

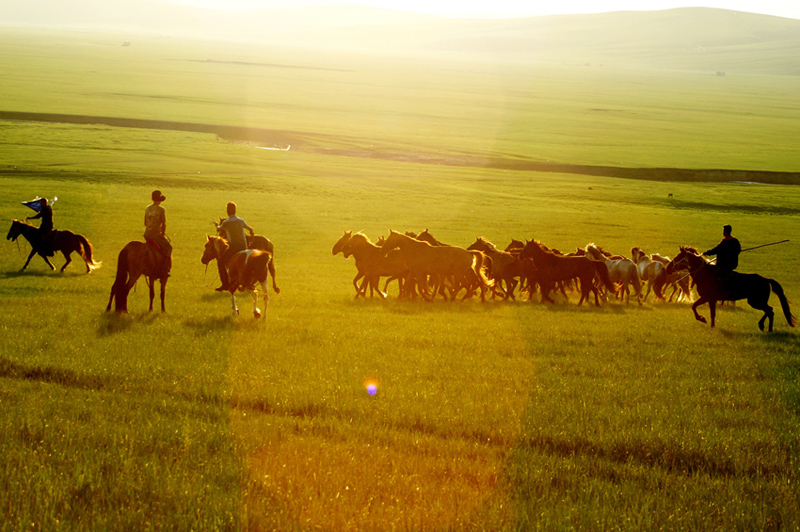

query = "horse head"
[
  {"left": 7, "top": 220, "right": 22, "bottom": 241},
  {"left": 201, "top": 235, "right": 227, "bottom": 265},
  {"left": 332, "top": 230, "right": 352, "bottom": 255}
]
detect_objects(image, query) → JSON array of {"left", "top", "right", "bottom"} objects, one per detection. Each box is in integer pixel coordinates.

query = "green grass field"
[{"left": 1, "top": 28, "right": 799, "bottom": 531}]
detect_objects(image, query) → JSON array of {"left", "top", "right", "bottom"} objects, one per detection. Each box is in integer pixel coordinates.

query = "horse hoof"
[{"left": 254, "top": 309, "right": 262, "bottom": 319}]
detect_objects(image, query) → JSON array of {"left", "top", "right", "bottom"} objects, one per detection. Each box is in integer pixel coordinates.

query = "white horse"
[
  {"left": 651, "top": 253, "right": 693, "bottom": 302},
  {"left": 585, "top": 243, "right": 642, "bottom": 304},
  {"left": 631, "top": 247, "right": 667, "bottom": 301}
]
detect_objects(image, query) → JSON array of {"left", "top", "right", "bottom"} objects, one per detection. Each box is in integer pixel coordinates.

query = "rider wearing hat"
[
  {"left": 26, "top": 197, "right": 55, "bottom": 256},
  {"left": 144, "top": 190, "right": 172, "bottom": 277}
]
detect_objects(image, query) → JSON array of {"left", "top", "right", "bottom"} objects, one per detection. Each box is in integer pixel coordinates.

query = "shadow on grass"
[
  {"left": 96, "top": 311, "right": 164, "bottom": 337},
  {"left": 0, "top": 356, "right": 111, "bottom": 391}
]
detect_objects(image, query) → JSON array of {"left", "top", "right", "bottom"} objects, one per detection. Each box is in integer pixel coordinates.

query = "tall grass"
[{"left": 1, "top": 28, "right": 799, "bottom": 531}]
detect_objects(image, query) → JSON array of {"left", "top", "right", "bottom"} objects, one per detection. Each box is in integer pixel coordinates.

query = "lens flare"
[{"left": 363, "top": 377, "right": 379, "bottom": 396}]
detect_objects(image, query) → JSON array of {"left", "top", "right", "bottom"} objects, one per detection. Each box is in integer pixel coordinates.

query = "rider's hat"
[{"left": 151, "top": 190, "right": 166, "bottom": 202}]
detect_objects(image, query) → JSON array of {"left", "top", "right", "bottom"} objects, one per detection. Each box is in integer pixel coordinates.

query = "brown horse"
[
  {"left": 380, "top": 230, "right": 493, "bottom": 302},
  {"left": 342, "top": 232, "right": 410, "bottom": 299},
  {"left": 106, "top": 241, "right": 167, "bottom": 313},
  {"left": 202, "top": 235, "right": 279, "bottom": 317},
  {"left": 467, "top": 237, "right": 520, "bottom": 300},
  {"left": 520, "top": 240, "right": 618, "bottom": 306},
  {"left": 666, "top": 246, "right": 796, "bottom": 331},
  {"left": 7, "top": 219, "right": 100, "bottom": 273}
]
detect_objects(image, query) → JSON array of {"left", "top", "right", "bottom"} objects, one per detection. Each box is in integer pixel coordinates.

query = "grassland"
[{"left": 1, "top": 27, "right": 799, "bottom": 531}]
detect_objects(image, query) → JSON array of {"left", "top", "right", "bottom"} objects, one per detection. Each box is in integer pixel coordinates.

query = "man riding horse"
[
  {"left": 703, "top": 224, "right": 741, "bottom": 293},
  {"left": 214, "top": 201, "right": 255, "bottom": 291}
]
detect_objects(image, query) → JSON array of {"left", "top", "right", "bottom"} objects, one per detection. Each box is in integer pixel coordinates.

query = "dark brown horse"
[
  {"left": 202, "top": 235, "right": 279, "bottom": 317},
  {"left": 520, "top": 239, "right": 618, "bottom": 306},
  {"left": 106, "top": 241, "right": 167, "bottom": 313},
  {"left": 666, "top": 246, "right": 797, "bottom": 331},
  {"left": 7, "top": 219, "right": 100, "bottom": 273}
]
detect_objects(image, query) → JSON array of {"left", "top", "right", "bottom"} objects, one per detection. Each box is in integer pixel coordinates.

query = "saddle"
[
  {"left": 39, "top": 229, "right": 57, "bottom": 256},
  {"left": 145, "top": 239, "right": 171, "bottom": 277}
]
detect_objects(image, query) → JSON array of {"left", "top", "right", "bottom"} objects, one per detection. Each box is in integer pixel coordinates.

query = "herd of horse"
[
  {"left": 333, "top": 229, "right": 797, "bottom": 332},
  {"left": 5, "top": 218, "right": 797, "bottom": 331}
]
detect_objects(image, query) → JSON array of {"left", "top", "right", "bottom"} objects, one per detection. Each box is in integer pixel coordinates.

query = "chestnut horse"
[
  {"left": 342, "top": 232, "right": 409, "bottom": 299},
  {"left": 106, "top": 241, "right": 166, "bottom": 313},
  {"left": 467, "top": 237, "right": 520, "bottom": 300},
  {"left": 380, "top": 230, "right": 493, "bottom": 302},
  {"left": 666, "top": 246, "right": 796, "bottom": 331},
  {"left": 202, "top": 235, "right": 279, "bottom": 317},
  {"left": 7, "top": 219, "right": 100, "bottom": 273},
  {"left": 520, "top": 240, "right": 618, "bottom": 306}
]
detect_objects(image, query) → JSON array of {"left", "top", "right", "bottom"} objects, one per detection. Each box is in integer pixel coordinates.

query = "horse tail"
[
  {"left": 471, "top": 251, "right": 494, "bottom": 288},
  {"left": 653, "top": 266, "right": 667, "bottom": 300},
  {"left": 594, "top": 261, "right": 619, "bottom": 293},
  {"left": 630, "top": 266, "right": 643, "bottom": 297},
  {"left": 268, "top": 253, "right": 280, "bottom": 294},
  {"left": 769, "top": 279, "right": 798, "bottom": 327},
  {"left": 112, "top": 246, "right": 131, "bottom": 312},
  {"left": 77, "top": 234, "right": 101, "bottom": 271}
]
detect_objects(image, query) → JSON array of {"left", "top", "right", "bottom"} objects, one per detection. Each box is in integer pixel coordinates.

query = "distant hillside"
[{"left": 2, "top": 2, "right": 799, "bottom": 74}]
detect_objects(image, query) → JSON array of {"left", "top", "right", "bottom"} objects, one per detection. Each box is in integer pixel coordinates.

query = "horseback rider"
[
  {"left": 215, "top": 201, "right": 254, "bottom": 291},
  {"left": 144, "top": 190, "right": 172, "bottom": 278},
  {"left": 703, "top": 224, "right": 741, "bottom": 292},
  {"left": 25, "top": 197, "right": 55, "bottom": 256}
]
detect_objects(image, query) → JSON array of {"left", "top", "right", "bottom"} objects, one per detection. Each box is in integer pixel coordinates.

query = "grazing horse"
[
  {"left": 520, "top": 240, "right": 618, "bottom": 306},
  {"left": 584, "top": 243, "right": 642, "bottom": 304},
  {"left": 380, "top": 230, "right": 493, "bottom": 302},
  {"left": 7, "top": 219, "right": 100, "bottom": 273},
  {"left": 467, "top": 237, "right": 520, "bottom": 300},
  {"left": 202, "top": 235, "right": 279, "bottom": 317},
  {"left": 106, "top": 241, "right": 166, "bottom": 313},
  {"left": 631, "top": 247, "right": 667, "bottom": 301},
  {"left": 666, "top": 246, "right": 796, "bottom": 331}
]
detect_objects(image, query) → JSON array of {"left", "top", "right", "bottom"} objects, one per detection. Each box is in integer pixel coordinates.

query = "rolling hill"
[{"left": 1, "top": 2, "right": 799, "bottom": 74}]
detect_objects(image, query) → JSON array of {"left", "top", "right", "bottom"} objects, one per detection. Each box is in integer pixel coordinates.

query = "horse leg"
[
  {"left": 60, "top": 251, "right": 73, "bottom": 272},
  {"left": 691, "top": 297, "right": 709, "bottom": 324},
  {"left": 21, "top": 249, "right": 37, "bottom": 271},
  {"left": 709, "top": 300, "right": 717, "bottom": 328},
  {"left": 252, "top": 287, "right": 261, "bottom": 318},
  {"left": 751, "top": 298, "right": 773, "bottom": 332},
  {"left": 160, "top": 278, "right": 167, "bottom": 313},
  {"left": 148, "top": 277, "right": 156, "bottom": 312},
  {"left": 352, "top": 272, "right": 364, "bottom": 297},
  {"left": 230, "top": 292, "right": 239, "bottom": 315}
]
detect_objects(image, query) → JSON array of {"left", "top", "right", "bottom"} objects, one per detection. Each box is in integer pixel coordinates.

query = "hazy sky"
[{"left": 170, "top": 0, "right": 800, "bottom": 20}]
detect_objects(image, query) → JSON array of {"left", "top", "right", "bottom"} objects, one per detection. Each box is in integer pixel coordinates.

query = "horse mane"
[
  {"left": 349, "top": 231, "right": 373, "bottom": 245},
  {"left": 475, "top": 237, "right": 498, "bottom": 252}
]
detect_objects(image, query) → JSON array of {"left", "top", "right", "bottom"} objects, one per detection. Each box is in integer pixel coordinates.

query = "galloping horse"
[
  {"left": 342, "top": 232, "right": 409, "bottom": 299},
  {"left": 467, "top": 237, "right": 520, "bottom": 300},
  {"left": 380, "top": 230, "right": 494, "bottom": 302},
  {"left": 202, "top": 235, "right": 279, "bottom": 317},
  {"left": 584, "top": 243, "right": 642, "bottom": 304},
  {"left": 520, "top": 240, "right": 618, "bottom": 306},
  {"left": 666, "top": 246, "right": 796, "bottom": 331},
  {"left": 631, "top": 247, "right": 667, "bottom": 301},
  {"left": 7, "top": 219, "right": 100, "bottom": 273},
  {"left": 106, "top": 241, "right": 166, "bottom": 313}
]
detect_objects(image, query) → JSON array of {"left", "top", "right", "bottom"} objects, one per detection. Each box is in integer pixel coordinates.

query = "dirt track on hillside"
[{"left": 3, "top": 111, "right": 798, "bottom": 184}]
